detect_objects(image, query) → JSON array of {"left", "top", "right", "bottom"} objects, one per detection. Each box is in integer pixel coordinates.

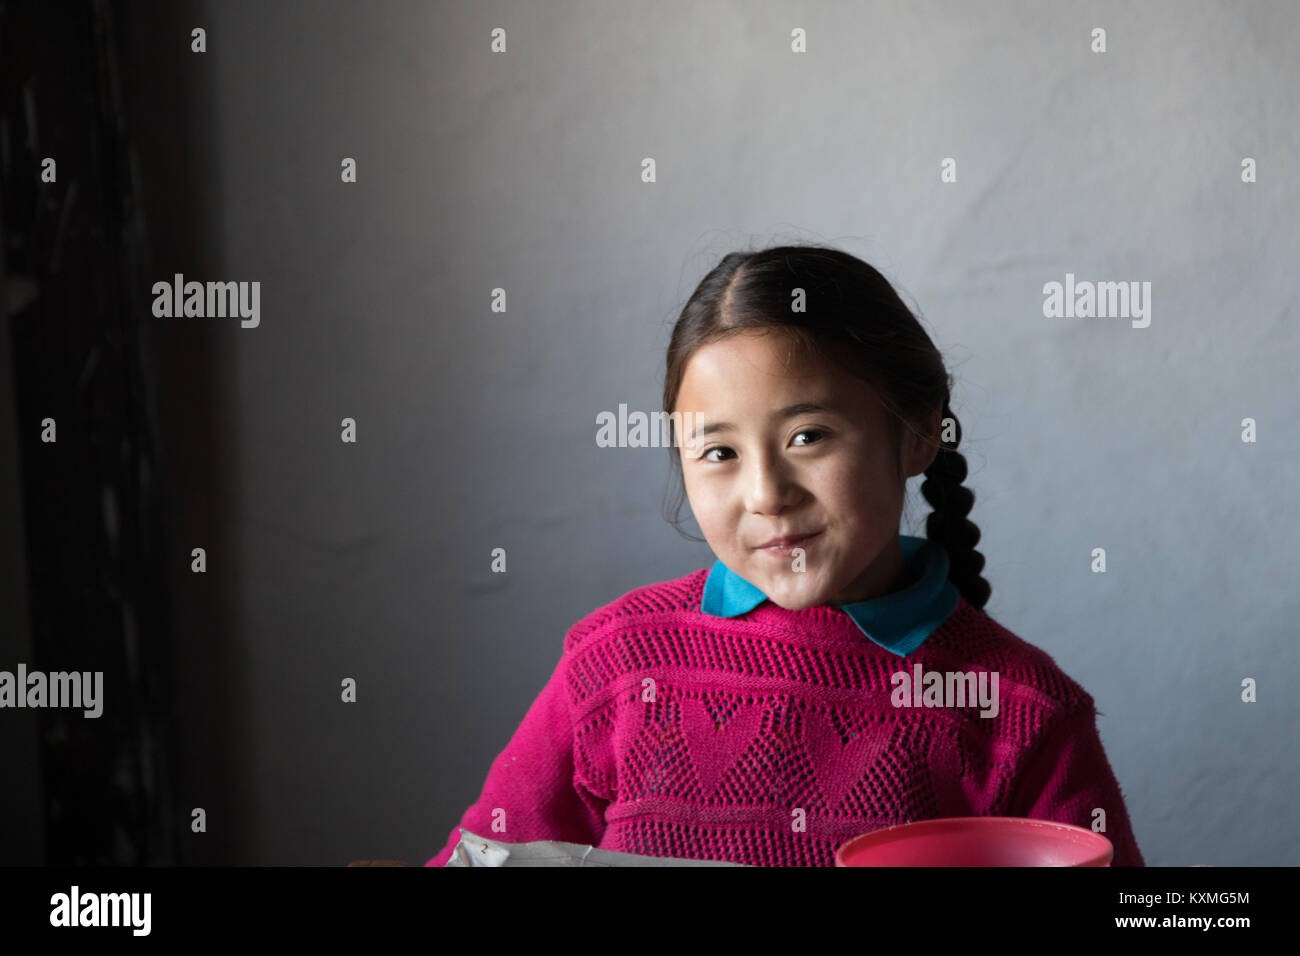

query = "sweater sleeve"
[
  {"left": 423, "top": 647, "right": 608, "bottom": 867},
  {"left": 1006, "top": 702, "right": 1146, "bottom": 867}
]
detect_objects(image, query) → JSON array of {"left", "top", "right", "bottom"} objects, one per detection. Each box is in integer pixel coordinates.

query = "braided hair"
[{"left": 919, "top": 401, "right": 991, "bottom": 610}]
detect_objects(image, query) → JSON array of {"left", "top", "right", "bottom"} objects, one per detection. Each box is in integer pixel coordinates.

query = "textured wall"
[{"left": 128, "top": 0, "right": 1299, "bottom": 865}]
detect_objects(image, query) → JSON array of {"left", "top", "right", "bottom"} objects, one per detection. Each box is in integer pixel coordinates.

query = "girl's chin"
[{"left": 758, "top": 580, "right": 831, "bottom": 610}]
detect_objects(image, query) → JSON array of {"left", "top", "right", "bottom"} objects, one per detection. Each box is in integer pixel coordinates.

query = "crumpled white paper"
[{"left": 445, "top": 829, "right": 746, "bottom": 867}]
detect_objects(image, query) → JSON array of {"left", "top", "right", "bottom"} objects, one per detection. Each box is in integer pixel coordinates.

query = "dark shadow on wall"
[
  {"left": 0, "top": 0, "right": 239, "bottom": 864},
  {"left": 116, "top": 0, "right": 243, "bottom": 864}
]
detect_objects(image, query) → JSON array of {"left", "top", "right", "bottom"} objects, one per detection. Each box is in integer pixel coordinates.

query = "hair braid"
[{"left": 920, "top": 403, "right": 991, "bottom": 611}]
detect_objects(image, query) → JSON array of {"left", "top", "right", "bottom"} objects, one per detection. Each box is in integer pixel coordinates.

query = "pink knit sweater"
[{"left": 425, "top": 567, "right": 1145, "bottom": 867}]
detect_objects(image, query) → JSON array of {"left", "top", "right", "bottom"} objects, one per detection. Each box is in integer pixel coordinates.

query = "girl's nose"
[{"left": 744, "top": 455, "right": 802, "bottom": 514}]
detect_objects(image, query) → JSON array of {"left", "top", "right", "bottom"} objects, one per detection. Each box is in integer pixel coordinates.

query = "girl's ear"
[{"left": 902, "top": 407, "right": 943, "bottom": 479}]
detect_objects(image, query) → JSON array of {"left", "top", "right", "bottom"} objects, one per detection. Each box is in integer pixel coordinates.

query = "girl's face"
[{"left": 676, "top": 329, "right": 939, "bottom": 610}]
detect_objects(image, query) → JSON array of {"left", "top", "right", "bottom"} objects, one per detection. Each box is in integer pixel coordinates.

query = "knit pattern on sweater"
[{"left": 427, "top": 568, "right": 1144, "bottom": 867}]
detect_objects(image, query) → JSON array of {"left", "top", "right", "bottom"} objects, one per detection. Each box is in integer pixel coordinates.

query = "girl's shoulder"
[
  {"left": 560, "top": 567, "right": 711, "bottom": 653},
  {"left": 929, "top": 598, "right": 1098, "bottom": 716}
]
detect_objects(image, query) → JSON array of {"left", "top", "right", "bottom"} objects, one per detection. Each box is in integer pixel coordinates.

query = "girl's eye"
[{"left": 702, "top": 430, "right": 824, "bottom": 462}]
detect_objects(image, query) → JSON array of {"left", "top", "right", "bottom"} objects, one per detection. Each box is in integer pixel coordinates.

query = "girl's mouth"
[{"left": 756, "top": 532, "right": 821, "bottom": 556}]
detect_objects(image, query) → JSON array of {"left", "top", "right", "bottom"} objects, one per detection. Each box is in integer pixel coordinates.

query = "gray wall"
[{"left": 123, "top": 0, "right": 1299, "bottom": 865}]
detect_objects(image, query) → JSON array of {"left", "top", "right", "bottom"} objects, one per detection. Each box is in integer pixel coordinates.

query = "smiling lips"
[{"left": 755, "top": 531, "right": 821, "bottom": 555}]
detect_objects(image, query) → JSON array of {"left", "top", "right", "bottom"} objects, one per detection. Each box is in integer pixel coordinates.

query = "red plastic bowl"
[{"left": 835, "top": 817, "right": 1113, "bottom": 866}]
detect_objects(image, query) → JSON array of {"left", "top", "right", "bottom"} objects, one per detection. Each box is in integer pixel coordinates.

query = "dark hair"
[{"left": 660, "top": 243, "right": 991, "bottom": 611}]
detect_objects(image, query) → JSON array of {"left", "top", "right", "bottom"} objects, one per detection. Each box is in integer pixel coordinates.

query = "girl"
[{"left": 425, "top": 244, "right": 1144, "bottom": 867}]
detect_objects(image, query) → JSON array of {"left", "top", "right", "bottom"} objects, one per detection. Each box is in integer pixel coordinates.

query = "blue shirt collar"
[{"left": 699, "top": 535, "right": 959, "bottom": 656}]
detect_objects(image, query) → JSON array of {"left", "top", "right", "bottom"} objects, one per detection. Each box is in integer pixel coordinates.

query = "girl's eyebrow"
[{"left": 690, "top": 401, "right": 839, "bottom": 440}]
